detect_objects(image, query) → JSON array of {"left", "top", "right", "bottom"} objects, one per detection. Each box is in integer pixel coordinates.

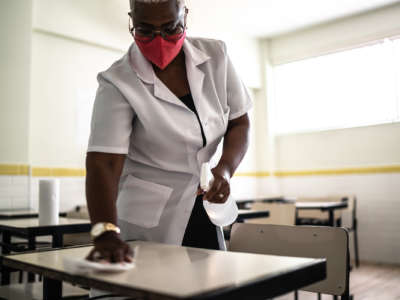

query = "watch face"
[{"left": 92, "top": 223, "right": 103, "bottom": 236}]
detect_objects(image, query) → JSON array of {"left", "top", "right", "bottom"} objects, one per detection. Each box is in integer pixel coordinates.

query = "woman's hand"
[
  {"left": 203, "top": 166, "right": 231, "bottom": 204},
  {"left": 86, "top": 231, "right": 133, "bottom": 263}
]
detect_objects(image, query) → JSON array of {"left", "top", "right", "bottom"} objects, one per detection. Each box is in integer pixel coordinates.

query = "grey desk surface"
[
  {"left": 237, "top": 209, "right": 270, "bottom": 220},
  {"left": 295, "top": 202, "right": 348, "bottom": 210},
  {"left": 3, "top": 241, "right": 326, "bottom": 299},
  {"left": 0, "top": 217, "right": 90, "bottom": 229},
  {"left": 0, "top": 209, "right": 67, "bottom": 219}
]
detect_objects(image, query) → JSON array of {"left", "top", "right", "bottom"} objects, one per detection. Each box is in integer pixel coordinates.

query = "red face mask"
[{"left": 135, "top": 32, "right": 186, "bottom": 70}]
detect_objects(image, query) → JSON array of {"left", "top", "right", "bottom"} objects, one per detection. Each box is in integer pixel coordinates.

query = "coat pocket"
[{"left": 117, "top": 175, "right": 173, "bottom": 228}]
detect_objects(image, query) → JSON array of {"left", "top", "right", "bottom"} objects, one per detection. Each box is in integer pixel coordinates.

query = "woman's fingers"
[
  {"left": 204, "top": 179, "right": 221, "bottom": 202},
  {"left": 111, "top": 248, "right": 124, "bottom": 263},
  {"left": 88, "top": 233, "right": 134, "bottom": 264},
  {"left": 86, "top": 249, "right": 96, "bottom": 261},
  {"left": 124, "top": 245, "right": 134, "bottom": 262},
  {"left": 217, "top": 184, "right": 230, "bottom": 203},
  {"left": 205, "top": 178, "right": 230, "bottom": 203}
]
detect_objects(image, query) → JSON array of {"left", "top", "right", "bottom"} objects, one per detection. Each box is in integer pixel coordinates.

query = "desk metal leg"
[
  {"left": 43, "top": 277, "right": 62, "bottom": 300},
  {"left": 1, "top": 231, "right": 11, "bottom": 285},
  {"left": 329, "top": 210, "right": 335, "bottom": 227},
  {"left": 52, "top": 233, "right": 63, "bottom": 248},
  {"left": 27, "top": 235, "right": 36, "bottom": 282}
]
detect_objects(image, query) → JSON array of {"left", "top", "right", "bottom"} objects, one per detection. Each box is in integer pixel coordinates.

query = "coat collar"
[{"left": 128, "top": 37, "right": 211, "bottom": 85}]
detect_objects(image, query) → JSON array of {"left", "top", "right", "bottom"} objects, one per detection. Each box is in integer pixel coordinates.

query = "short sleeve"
[
  {"left": 87, "top": 74, "right": 135, "bottom": 154},
  {"left": 223, "top": 42, "right": 253, "bottom": 120}
]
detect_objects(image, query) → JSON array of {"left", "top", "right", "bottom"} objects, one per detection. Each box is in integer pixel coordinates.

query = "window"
[{"left": 273, "top": 38, "right": 400, "bottom": 135}]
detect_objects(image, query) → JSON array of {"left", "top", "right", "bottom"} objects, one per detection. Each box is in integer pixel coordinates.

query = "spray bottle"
[{"left": 200, "top": 162, "right": 238, "bottom": 226}]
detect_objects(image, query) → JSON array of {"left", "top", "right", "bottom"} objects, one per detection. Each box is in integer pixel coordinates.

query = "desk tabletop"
[
  {"left": 0, "top": 217, "right": 90, "bottom": 229},
  {"left": 295, "top": 202, "right": 348, "bottom": 210},
  {"left": 3, "top": 241, "right": 326, "bottom": 299},
  {"left": 0, "top": 209, "right": 66, "bottom": 219},
  {"left": 237, "top": 209, "right": 270, "bottom": 221}
]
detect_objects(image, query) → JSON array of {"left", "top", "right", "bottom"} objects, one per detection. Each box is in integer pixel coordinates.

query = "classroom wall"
[
  {"left": 29, "top": 31, "right": 124, "bottom": 168},
  {"left": 275, "top": 123, "right": 400, "bottom": 171},
  {"left": 0, "top": 0, "right": 32, "bottom": 164},
  {"left": 261, "top": 4, "right": 400, "bottom": 264}
]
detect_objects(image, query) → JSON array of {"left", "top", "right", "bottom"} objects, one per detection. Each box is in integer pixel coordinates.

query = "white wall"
[
  {"left": 276, "top": 123, "right": 400, "bottom": 171},
  {"left": 32, "top": 0, "right": 130, "bottom": 51},
  {"left": 0, "top": 0, "right": 33, "bottom": 164},
  {"left": 29, "top": 31, "right": 123, "bottom": 168}
]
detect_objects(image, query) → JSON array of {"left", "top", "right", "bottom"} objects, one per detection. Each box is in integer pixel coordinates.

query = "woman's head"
[
  {"left": 129, "top": 0, "right": 187, "bottom": 36},
  {"left": 128, "top": 0, "right": 188, "bottom": 70},
  {"left": 130, "top": 0, "right": 186, "bottom": 16}
]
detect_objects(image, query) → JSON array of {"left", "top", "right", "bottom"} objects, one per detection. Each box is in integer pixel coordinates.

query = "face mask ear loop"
[
  {"left": 128, "top": 14, "right": 134, "bottom": 37},
  {"left": 184, "top": 7, "right": 189, "bottom": 30}
]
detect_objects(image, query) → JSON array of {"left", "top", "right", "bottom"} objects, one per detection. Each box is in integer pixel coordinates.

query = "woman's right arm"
[{"left": 85, "top": 152, "right": 133, "bottom": 263}]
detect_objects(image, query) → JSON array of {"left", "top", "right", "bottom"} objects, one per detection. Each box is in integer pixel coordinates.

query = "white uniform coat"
[{"left": 87, "top": 37, "right": 252, "bottom": 245}]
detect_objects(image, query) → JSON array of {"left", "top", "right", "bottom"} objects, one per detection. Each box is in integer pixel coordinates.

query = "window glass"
[{"left": 273, "top": 40, "right": 398, "bottom": 134}]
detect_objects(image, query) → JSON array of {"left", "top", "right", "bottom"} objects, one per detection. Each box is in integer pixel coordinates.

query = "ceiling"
[
  {"left": 185, "top": 0, "right": 400, "bottom": 38},
  {"left": 109, "top": 0, "right": 400, "bottom": 43}
]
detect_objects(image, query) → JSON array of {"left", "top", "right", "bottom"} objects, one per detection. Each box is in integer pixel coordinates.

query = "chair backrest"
[
  {"left": 64, "top": 205, "right": 91, "bottom": 246},
  {"left": 66, "top": 205, "right": 89, "bottom": 219},
  {"left": 229, "top": 223, "right": 349, "bottom": 296},
  {"left": 296, "top": 196, "right": 345, "bottom": 220},
  {"left": 246, "top": 202, "right": 296, "bottom": 225},
  {"left": 338, "top": 195, "right": 357, "bottom": 230}
]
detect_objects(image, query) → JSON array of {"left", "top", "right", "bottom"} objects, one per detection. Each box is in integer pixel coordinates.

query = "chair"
[
  {"left": 63, "top": 205, "right": 92, "bottom": 247},
  {"left": 342, "top": 196, "right": 359, "bottom": 267},
  {"left": 229, "top": 223, "right": 351, "bottom": 299},
  {"left": 296, "top": 195, "right": 359, "bottom": 267},
  {"left": 246, "top": 202, "right": 296, "bottom": 225},
  {"left": 296, "top": 196, "right": 345, "bottom": 226}
]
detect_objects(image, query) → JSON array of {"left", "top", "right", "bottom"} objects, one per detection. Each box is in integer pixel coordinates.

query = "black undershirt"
[
  {"left": 179, "top": 94, "right": 207, "bottom": 147},
  {"left": 179, "top": 94, "right": 219, "bottom": 250}
]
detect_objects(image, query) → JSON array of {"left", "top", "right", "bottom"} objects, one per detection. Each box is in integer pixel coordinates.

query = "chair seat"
[{"left": 296, "top": 217, "right": 331, "bottom": 226}]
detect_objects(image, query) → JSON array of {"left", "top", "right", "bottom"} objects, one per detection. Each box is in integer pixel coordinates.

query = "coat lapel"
[{"left": 183, "top": 38, "right": 211, "bottom": 122}]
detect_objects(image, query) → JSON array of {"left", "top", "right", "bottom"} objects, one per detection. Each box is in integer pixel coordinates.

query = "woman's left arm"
[{"left": 204, "top": 113, "right": 250, "bottom": 203}]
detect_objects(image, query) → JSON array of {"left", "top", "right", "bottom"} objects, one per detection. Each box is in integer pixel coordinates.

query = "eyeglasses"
[
  {"left": 132, "top": 24, "right": 185, "bottom": 42},
  {"left": 128, "top": 9, "right": 187, "bottom": 43}
]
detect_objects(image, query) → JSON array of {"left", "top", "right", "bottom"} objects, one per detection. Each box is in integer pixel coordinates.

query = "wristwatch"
[{"left": 90, "top": 222, "right": 121, "bottom": 240}]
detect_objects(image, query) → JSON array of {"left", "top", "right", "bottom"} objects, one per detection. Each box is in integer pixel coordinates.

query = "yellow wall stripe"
[
  {"left": 274, "top": 165, "right": 400, "bottom": 177},
  {"left": 31, "top": 167, "right": 86, "bottom": 177},
  {"left": 1, "top": 165, "right": 400, "bottom": 177},
  {"left": 235, "top": 171, "right": 271, "bottom": 177},
  {"left": 0, "top": 164, "right": 29, "bottom": 176}
]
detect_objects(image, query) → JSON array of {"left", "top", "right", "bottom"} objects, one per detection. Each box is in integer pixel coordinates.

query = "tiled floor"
[{"left": 275, "top": 262, "right": 400, "bottom": 300}]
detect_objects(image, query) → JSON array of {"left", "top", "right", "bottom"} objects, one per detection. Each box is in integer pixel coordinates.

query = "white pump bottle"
[{"left": 200, "top": 162, "right": 238, "bottom": 226}]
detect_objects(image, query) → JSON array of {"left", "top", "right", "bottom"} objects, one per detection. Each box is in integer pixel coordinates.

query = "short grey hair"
[{"left": 130, "top": 0, "right": 186, "bottom": 13}]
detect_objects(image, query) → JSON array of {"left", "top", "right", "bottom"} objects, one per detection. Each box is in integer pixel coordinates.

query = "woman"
[{"left": 86, "top": 0, "right": 252, "bottom": 263}]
